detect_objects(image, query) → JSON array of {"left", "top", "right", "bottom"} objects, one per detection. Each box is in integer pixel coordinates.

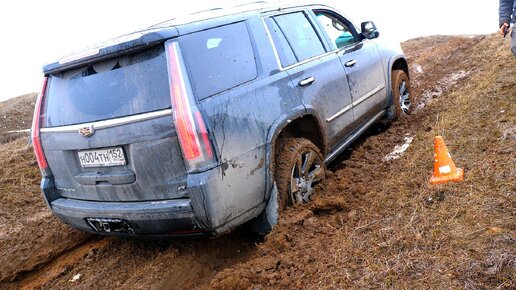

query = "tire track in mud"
[
  {"left": 5, "top": 230, "right": 259, "bottom": 290},
  {"left": 13, "top": 237, "right": 111, "bottom": 290}
]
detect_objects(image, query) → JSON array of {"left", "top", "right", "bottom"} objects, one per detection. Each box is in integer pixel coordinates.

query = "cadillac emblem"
[{"left": 78, "top": 125, "right": 95, "bottom": 137}]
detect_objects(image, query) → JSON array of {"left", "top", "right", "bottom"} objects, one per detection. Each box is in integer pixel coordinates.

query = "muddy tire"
[
  {"left": 275, "top": 138, "right": 325, "bottom": 210},
  {"left": 391, "top": 70, "right": 413, "bottom": 119}
]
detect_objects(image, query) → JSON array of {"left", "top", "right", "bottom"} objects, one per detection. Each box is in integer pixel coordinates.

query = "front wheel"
[
  {"left": 391, "top": 70, "right": 413, "bottom": 119},
  {"left": 275, "top": 138, "right": 325, "bottom": 210}
]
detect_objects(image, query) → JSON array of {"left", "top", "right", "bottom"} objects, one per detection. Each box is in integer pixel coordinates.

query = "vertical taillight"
[
  {"left": 31, "top": 77, "right": 50, "bottom": 176},
  {"left": 165, "top": 41, "right": 215, "bottom": 172}
]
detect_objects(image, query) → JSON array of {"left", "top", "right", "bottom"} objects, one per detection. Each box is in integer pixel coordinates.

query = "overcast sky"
[{"left": 0, "top": 0, "right": 499, "bottom": 101}]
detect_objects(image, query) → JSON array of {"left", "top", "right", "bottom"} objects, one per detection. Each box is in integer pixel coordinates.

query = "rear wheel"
[
  {"left": 275, "top": 138, "right": 325, "bottom": 210},
  {"left": 391, "top": 70, "right": 413, "bottom": 119}
]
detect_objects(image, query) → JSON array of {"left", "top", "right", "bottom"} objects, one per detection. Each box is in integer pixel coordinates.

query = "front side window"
[
  {"left": 180, "top": 22, "right": 258, "bottom": 99},
  {"left": 314, "top": 11, "right": 358, "bottom": 49},
  {"left": 272, "top": 12, "right": 326, "bottom": 62}
]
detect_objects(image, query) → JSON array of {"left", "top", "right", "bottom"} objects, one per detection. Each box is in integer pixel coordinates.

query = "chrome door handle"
[
  {"left": 298, "top": 77, "right": 315, "bottom": 87},
  {"left": 345, "top": 60, "right": 357, "bottom": 68}
]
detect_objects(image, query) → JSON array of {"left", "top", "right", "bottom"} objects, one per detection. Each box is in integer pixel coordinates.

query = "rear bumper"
[{"left": 50, "top": 197, "right": 204, "bottom": 237}]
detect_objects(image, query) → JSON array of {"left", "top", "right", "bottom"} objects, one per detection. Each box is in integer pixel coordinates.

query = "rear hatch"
[{"left": 40, "top": 45, "right": 188, "bottom": 202}]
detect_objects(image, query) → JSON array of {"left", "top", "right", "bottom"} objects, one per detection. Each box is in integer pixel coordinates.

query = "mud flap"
[
  {"left": 385, "top": 104, "right": 396, "bottom": 121},
  {"left": 250, "top": 183, "right": 278, "bottom": 234}
]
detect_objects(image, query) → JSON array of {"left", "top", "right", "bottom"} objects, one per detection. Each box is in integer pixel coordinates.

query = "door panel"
[
  {"left": 311, "top": 9, "right": 387, "bottom": 126},
  {"left": 268, "top": 11, "right": 354, "bottom": 149},
  {"left": 340, "top": 41, "right": 386, "bottom": 124},
  {"left": 286, "top": 56, "right": 354, "bottom": 147}
]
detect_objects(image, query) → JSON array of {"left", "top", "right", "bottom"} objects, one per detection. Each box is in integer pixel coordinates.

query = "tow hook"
[{"left": 85, "top": 218, "right": 135, "bottom": 234}]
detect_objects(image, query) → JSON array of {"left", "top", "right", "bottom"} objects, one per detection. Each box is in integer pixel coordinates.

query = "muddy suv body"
[{"left": 32, "top": 3, "right": 410, "bottom": 237}]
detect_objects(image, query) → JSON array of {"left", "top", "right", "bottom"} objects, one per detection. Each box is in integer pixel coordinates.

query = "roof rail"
[
  {"left": 233, "top": 1, "right": 269, "bottom": 8},
  {"left": 190, "top": 7, "right": 224, "bottom": 15},
  {"left": 148, "top": 18, "right": 177, "bottom": 28}
]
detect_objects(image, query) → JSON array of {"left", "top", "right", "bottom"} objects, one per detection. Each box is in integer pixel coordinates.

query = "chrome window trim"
[
  {"left": 280, "top": 51, "right": 336, "bottom": 71},
  {"left": 262, "top": 6, "right": 369, "bottom": 72},
  {"left": 261, "top": 17, "right": 283, "bottom": 70},
  {"left": 261, "top": 9, "right": 336, "bottom": 72},
  {"left": 40, "top": 109, "right": 173, "bottom": 133}
]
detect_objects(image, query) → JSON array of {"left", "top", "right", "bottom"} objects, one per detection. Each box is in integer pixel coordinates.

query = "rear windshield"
[{"left": 42, "top": 46, "right": 170, "bottom": 127}]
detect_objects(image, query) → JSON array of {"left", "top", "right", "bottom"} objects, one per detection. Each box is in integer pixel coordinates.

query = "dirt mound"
[
  {"left": 1, "top": 34, "right": 514, "bottom": 289},
  {"left": 0, "top": 93, "right": 36, "bottom": 144},
  {"left": 0, "top": 138, "right": 90, "bottom": 284}
]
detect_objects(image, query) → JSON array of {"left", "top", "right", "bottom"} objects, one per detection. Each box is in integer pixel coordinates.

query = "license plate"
[{"left": 78, "top": 147, "right": 126, "bottom": 168}]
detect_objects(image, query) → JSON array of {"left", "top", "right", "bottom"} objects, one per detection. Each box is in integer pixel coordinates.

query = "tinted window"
[
  {"left": 273, "top": 12, "right": 325, "bottom": 62},
  {"left": 181, "top": 22, "right": 257, "bottom": 99},
  {"left": 43, "top": 46, "right": 170, "bottom": 127},
  {"left": 315, "top": 11, "right": 358, "bottom": 49},
  {"left": 264, "top": 18, "right": 297, "bottom": 67}
]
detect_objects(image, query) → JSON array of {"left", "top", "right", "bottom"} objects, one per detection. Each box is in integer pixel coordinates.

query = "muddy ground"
[{"left": 0, "top": 34, "right": 514, "bottom": 289}]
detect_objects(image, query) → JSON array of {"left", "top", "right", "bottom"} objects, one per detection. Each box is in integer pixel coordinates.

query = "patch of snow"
[
  {"left": 416, "top": 70, "right": 471, "bottom": 110},
  {"left": 501, "top": 127, "right": 516, "bottom": 141},
  {"left": 412, "top": 64, "right": 424, "bottom": 74},
  {"left": 383, "top": 136, "right": 414, "bottom": 161},
  {"left": 70, "top": 274, "right": 82, "bottom": 282}
]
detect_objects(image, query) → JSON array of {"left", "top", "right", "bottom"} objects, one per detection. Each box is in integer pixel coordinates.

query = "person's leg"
[{"left": 511, "top": 26, "right": 516, "bottom": 57}]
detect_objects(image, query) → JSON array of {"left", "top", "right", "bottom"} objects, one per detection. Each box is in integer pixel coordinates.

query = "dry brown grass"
[{"left": 0, "top": 138, "right": 41, "bottom": 219}]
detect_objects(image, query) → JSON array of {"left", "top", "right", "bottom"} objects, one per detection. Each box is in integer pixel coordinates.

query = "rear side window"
[
  {"left": 264, "top": 18, "right": 297, "bottom": 67},
  {"left": 43, "top": 46, "right": 170, "bottom": 127},
  {"left": 272, "top": 12, "right": 325, "bottom": 62},
  {"left": 181, "top": 22, "right": 258, "bottom": 99}
]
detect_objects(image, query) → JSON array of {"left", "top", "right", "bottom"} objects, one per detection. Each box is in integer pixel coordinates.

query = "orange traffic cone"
[{"left": 429, "top": 136, "right": 464, "bottom": 185}]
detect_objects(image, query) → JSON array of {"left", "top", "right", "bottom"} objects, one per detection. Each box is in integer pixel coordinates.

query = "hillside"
[
  {"left": 0, "top": 93, "right": 36, "bottom": 144},
  {"left": 0, "top": 34, "right": 514, "bottom": 289}
]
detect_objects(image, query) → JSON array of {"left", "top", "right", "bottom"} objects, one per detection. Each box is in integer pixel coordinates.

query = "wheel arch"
[
  {"left": 263, "top": 107, "right": 327, "bottom": 201},
  {"left": 391, "top": 57, "right": 409, "bottom": 78}
]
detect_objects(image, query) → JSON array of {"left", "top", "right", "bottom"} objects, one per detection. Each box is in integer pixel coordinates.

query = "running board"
[{"left": 324, "top": 110, "right": 385, "bottom": 165}]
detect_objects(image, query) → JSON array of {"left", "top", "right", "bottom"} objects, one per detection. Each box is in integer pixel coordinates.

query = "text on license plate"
[{"left": 78, "top": 147, "right": 126, "bottom": 167}]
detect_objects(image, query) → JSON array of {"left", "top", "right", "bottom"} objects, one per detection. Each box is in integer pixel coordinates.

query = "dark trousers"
[{"left": 512, "top": 27, "right": 516, "bottom": 57}]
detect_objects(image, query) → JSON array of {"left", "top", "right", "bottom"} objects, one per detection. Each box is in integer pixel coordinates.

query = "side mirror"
[{"left": 361, "top": 21, "right": 379, "bottom": 39}]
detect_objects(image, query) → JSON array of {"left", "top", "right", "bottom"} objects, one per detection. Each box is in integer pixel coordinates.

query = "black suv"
[{"left": 32, "top": 3, "right": 412, "bottom": 237}]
